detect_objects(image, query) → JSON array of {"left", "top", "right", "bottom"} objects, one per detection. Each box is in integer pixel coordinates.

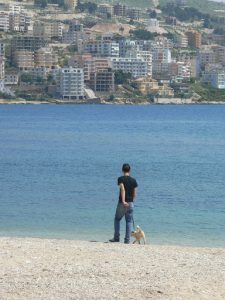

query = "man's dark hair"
[{"left": 122, "top": 163, "right": 130, "bottom": 173}]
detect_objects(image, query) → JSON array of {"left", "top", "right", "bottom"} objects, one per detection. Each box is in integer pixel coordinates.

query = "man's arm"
[
  {"left": 133, "top": 188, "right": 137, "bottom": 200},
  {"left": 120, "top": 183, "right": 129, "bottom": 208}
]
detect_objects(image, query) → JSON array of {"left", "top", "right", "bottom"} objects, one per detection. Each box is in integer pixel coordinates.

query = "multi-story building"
[
  {"left": 0, "top": 12, "right": 10, "bottom": 32},
  {"left": 35, "top": 48, "right": 58, "bottom": 69},
  {"left": 14, "top": 50, "right": 35, "bottom": 70},
  {"left": 0, "top": 55, "right": 5, "bottom": 80},
  {"left": 148, "top": 18, "right": 159, "bottom": 28},
  {"left": 127, "top": 8, "right": 141, "bottom": 20},
  {"left": 59, "top": 67, "right": 85, "bottom": 100},
  {"left": 177, "top": 34, "right": 188, "bottom": 48},
  {"left": 197, "top": 48, "right": 216, "bottom": 67},
  {"left": 127, "top": 48, "right": 152, "bottom": 77},
  {"left": 165, "top": 16, "right": 177, "bottom": 26},
  {"left": 89, "top": 69, "right": 114, "bottom": 92},
  {"left": 172, "top": 62, "right": 191, "bottom": 80},
  {"left": 68, "top": 21, "right": 83, "bottom": 32},
  {"left": 154, "top": 36, "right": 173, "bottom": 49},
  {"left": 152, "top": 48, "right": 172, "bottom": 63},
  {"left": 111, "top": 57, "right": 148, "bottom": 78},
  {"left": 11, "top": 36, "right": 47, "bottom": 53},
  {"left": 202, "top": 69, "right": 225, "bottom": 89},
  {"left": 4, "top": 73, "right": 19, "bottom": 85},
  {"left": 113, "top": 3, "right": 127, "bottom": 16},
  {"left": 33, "top": 21, "right": 63, "bottom": 40},
  {"left": 84, "top": 40, "right": 119, "bottom": 57},
  {"left": 0, "top": 42, "right": 5, "bottom": 56},
  {"left": 64, "top": 0, "right": 77, "bottom": 10},
  {"left": 98, "top": 4, "right": 113, "bottom": 18},
  {"left": 69, "top": 55, "right": 110, "bottom": 82},
  {"left": 62, "top": 20, "right": 84, "bottom": 44},
  {"left": 0, "top": 42, "right": 5, "bottom": 91},
  {"left": 185, "top": 30, "right": 202, "bottom": 49}
]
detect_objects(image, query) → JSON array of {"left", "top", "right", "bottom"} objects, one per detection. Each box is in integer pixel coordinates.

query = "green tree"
[
  {"left": 20, "top": 73, "right": 34, "bottom": 83},
  {"left": 108, "top": 94, "right": 115, "bottom": 101},
  {"left": 115, "top": 70, "right": 131, "bottom": 85},
  {"left": 130, "top": 29, "right": 157, "bottom": 40}
]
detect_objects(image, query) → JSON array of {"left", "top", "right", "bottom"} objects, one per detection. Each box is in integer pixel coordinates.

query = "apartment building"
[
  {"left": 35, "top": 48, "right": 58, "bottom": 69},
  {"left": 113, "top": 3, "right": 127, "bottom": 17},
  {"left": 11, "top": 36, "right": 47, "bottom": 52},
  {"left": 89, "top": 69, "right": 115, "bottom": 92},
  {"left": 197, "top": 48, "right": 216, "bottom": 67},
  {"left": 14, "top": 50, "right": 35, "bottom": 70},
  {"left": 0, "top": 12, "right": 10, "bottom": 31},
  {"left": 4, "top": 73, "right": 19, "bottom": 85},
  {"left": 0, "top": 42, "right": 5, "bottom": 56},
  {"left": 148, "top": 18, "right": 159, "bottom": 28},
  {"left": 111, "top": 57, "right": 148, "bottom": 78},
  {"left": 202, "top": 69, "right": 225, "bottom": 89},
  {"left": 127, "top": 8, "right": 141, "bottom": 20},
  {"left": 127, "top": 48, "right": 152, "bottom": 77},
  {"left": 177, "top": 34, "right": 188, "bottom": 48},
  {"left": 69, "top": 55, "right": 110, "bottom": 82},
  {"left": 152, "top": 48, "right": 172, "bottom": 63},
  {"left": 185, "top": 30, "right": 202, "bottom": 49},
  {"left": 0, "top": 55, "right": 5, "bottom": 80},
  {"left": 59, "top": 67, "right": 85, "bottom": 100},
  {"left": 62, "top": 21, "right": 84, "bottom": 44},
  {"left": 98, "top": 4, "right": 113, "bottom": 17},
  {"left": 154, "top": 36, "right": 173, "bottom": 49},
  {"left": 84, "top": 40, "right": 119, "bottom": 57},
  {"left": 33, "top": 21, "right": 63, "bottom": 40}
]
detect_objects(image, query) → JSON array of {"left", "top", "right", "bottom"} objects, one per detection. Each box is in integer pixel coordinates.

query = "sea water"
[{"left": 0, "top": 105, "right": 225, "bottom": 247}]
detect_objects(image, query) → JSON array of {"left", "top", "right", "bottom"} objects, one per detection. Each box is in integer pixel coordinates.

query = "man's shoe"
[{"left": 109, "top": 238, "right": 119, "bottom": 242}]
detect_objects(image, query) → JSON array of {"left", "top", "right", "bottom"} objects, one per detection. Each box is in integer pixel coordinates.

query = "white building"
[
  {"left": 177, "top": 34, "right": 188, "bottom": 48},
  {"left": 110, "top": 57, "right": 148, "bottom": 78},
  {"left": 59, "top": 67, "right": 85, "bottom": 100},
  {"left": 0, "top": 12, "right": 10, "bottom": 32},
  {"left": 148, "top": 18, "right": 159, "bottom": 28},
  {"left": 126, "top": 48, "right": 152, "bottom": 77},
  {"left": 0, "top": 55, "right": 5, "bottom": 92},
  {"left": 84, "top": 41, "right": 120, "bottom": 57}
]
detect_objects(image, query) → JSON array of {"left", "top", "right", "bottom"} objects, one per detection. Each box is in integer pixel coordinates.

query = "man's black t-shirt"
[{"left": 118, "top": 175, "right": 138, "bottom": 203}]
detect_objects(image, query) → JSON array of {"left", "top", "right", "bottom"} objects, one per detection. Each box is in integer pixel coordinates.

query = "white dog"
[{"left": 131, "top": 226, "right": 146, "bottom": 244}]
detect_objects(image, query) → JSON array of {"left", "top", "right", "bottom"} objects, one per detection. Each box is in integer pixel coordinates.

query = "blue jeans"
[{"left": 114, "top": 202, "right": 134, "bottom": 243}]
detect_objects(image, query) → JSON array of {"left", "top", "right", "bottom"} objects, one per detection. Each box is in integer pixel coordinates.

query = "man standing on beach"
[{"left": 109, "top": 163, "right": 138, "bottom": 244}]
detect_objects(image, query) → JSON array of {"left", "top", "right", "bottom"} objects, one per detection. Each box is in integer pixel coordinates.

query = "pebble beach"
[{"left": 1, "top": 237, "right": 225, "bottom": 300}]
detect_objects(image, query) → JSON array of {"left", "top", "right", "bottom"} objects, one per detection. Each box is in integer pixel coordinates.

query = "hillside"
[
  {"left": 83, "top": 0, "right": 154, "bottom": 9},
  {"left": 82, "top": 0, "right": 225, "bottom": 15},
  {"left": 159, "top": 0, "right": 225, "bottom": 15}
]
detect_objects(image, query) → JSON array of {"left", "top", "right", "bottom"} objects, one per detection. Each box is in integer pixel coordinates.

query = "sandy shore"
[{"left": 0, "top": 237, "right": 225, "bottom": 300}]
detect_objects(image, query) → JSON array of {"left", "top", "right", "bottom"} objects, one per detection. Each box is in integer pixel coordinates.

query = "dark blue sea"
[{"left": 0, "top": 105, "right": 225, "bottom": 247}]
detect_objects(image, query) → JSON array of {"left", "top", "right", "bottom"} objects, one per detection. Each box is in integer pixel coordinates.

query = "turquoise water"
[{"left": 0, "top": 105, "right": 225, "bottom": 247}]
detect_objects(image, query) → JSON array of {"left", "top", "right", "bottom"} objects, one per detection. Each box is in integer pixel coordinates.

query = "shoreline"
[
  {"left": 1, "top": 99, "right": 225, "bottom": 105},
  {"left": 1, "top": 236, "right": 225, "bottom": 299}
]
